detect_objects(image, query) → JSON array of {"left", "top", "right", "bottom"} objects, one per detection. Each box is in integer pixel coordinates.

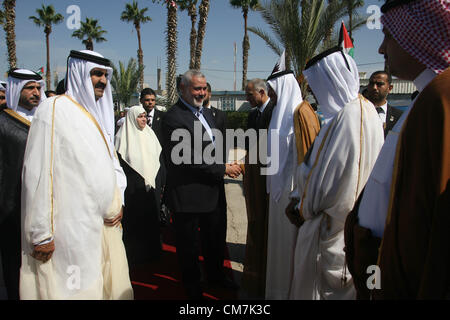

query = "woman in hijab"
[{"left": 115, "top": 105, "right": 162, "bottom": 267}]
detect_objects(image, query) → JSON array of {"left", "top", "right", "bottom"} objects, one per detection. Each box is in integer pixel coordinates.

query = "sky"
[{"left": 1, "top": 0, "right": 386, "bottom": 91}]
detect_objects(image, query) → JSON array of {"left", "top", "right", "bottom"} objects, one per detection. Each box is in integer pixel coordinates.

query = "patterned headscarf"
[{"left": 381, "top": 0, "right": 450, "bottom": 74}]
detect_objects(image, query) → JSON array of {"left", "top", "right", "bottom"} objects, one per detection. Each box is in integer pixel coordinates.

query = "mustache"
[
  {"left": 194, "top": 95, "right": 205, "bottom": 100},
  {"left": 95, "top": 83, "right": 106, "bottom": 89}
]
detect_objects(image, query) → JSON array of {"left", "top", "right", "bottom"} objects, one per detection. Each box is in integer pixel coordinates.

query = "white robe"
[
  {"left": 266, "top": 176, "right": 299, "bottom": 300},
  {"left": 20, "top": 95, "right": 133, "bottom": 300},
  {"left": 289, "top": 96, "right": 384, "bottom": 300},
  {"left": 265, "top": 138, "right": 299, "bottom": 300}
]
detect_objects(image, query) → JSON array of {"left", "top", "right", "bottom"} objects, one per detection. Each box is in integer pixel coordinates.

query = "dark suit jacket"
[
  {"left": 385, "top": 105, "right": 404, "bottom": 137},
  {"left": 209, "top": 106, "right": 227, "bottom": 163},
  {"left": 148, "top": 108, "right": 165, "bottom": 143},
  {"left": 161, "top": 100, "right": 226, "bottom": 213},
  {"left": 245, "top": 99, "right": 276, "bottom": 151},
  {"left": 0, "top": 109, "right": 30, "bottom": 224}
]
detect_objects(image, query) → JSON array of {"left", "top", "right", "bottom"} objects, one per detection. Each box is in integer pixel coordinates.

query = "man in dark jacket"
[
  {"left": 365, "top": 70, "right": 403, "bottom": 137},
  {"left": 0, "top": 69, "right": 45, "bottom": 299},
  {"left": 161, "top": 70, "right": 241, "bottom": 299}
]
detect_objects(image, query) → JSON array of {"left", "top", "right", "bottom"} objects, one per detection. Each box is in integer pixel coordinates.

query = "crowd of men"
[{"left": 0, "top": 0, "right": 448, "bottom": 300}]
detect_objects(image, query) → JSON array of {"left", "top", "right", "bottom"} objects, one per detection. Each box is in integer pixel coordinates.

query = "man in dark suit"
[
  {"left": 241, "top": 78, "right": 275, "bottom": 298},
  {"left": 141, "top": 88, "right": 164, "bottom": 140},
  {"left": 161, "top": 70, "right": 241, "bottom": 299},
  {"left": 366, "top": 70, "right": 403, "bottom": 137},
  {"left": 141, "top": 88, "right": 167, "bottom": 222}
]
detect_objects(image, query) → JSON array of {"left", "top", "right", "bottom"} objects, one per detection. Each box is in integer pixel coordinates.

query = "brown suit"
[{"left": 345, "top": 68, "right": 450, "bottom": 300}]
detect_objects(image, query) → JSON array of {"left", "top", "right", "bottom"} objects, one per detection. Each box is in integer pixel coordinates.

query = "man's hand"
[
  {"left": 285, "top": 199, "right": 304, "bottom": 228},
  {"left": 104, "top": 206, "right": 123, "bottom": 227},
  {"left": 225, "top": 162, "right": 242, "bottom": 178},
  {"left": 239, "top": 163, "right": 245, "bottom": 175},
  {"left": 32, "top": 240, "right": 55, "bottom": 263}
]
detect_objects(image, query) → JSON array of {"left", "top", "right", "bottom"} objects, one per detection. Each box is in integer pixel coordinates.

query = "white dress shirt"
[
  {"left": 376, "top": 102, "right": 388, "bottom": 124},
  {"left": 147, "top": 108, "right": 155, "bottom": 127},
  {"left": 180, "top": 97, "right": 215, "bottom": 145}
]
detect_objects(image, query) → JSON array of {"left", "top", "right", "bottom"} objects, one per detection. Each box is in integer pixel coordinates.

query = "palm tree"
[
  {"left": 179, "top": 0, "right": 198, "bottom": 70},
  {"left": 0, "top": 8, "right": 4, "bottom": 26},
  {"left": 29, "top": 4, "right": 64, "bottom": 90},
  {"left": 344, "top": 0, "right": 364, "bottom": 40},
  {"left": 3, "top": 0, "right": 17, "bottom": 70},
  {"left": 193, "top": 0, "right": 210, "bottom": 70},
  {"left": 230, "top": 0, "right": 259, "bottom": 90},
  {"left": 120, "top": 1, "right": 152, "bottom": 91},
  {"left": 71, "top": 18, "right": 107, "bottom": 51},
  {"left": 153, "top": 0, "right": 181, "bottom": 107},
  {"left": 248, "top": 0, "right": 359, "bottom": 93},
  {"left": 110, "top": 58, "right": 143, "bottom": 109}
]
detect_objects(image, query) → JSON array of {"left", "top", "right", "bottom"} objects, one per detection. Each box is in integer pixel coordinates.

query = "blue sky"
[{"left": 1, "top": 0, "right": 385, "bottom": 91}]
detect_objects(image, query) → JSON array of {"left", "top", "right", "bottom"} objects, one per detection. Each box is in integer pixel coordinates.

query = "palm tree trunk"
[
  {"left": 324, "top": 0, "right": 334, "bottom": 45},
  {"left": 166, "top": 3, "right": 178, "bottom": 107},
  {"left": 46, "top": 31, "right": 51, "bottom": 90},
  {"left": 348, "top": 7, "right": 353, "bottom": 40},
  {"left": 136, "top": 24, "right": 144, "bottom": 91},
  {"left": 87, "top": 38, "right": 93, "bottom": 51},
  {"left": 188, "top": 3, "right": 197, "bottom": 70},
  {"left": 194, "top": 0, "right": 209, "bottom": 70},
  {"left": 3, "top": 0, "right": 17, "bottom": 70},
  {"left": 242, "top": 10, "right": 249, "bottom": 91}
]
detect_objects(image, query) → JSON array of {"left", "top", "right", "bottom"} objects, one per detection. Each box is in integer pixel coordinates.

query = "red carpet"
[{"left": 129, "top": 222, "right": 238, "bottom": 300}]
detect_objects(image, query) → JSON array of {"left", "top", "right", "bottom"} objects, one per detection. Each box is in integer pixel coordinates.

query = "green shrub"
[{"left": 225, "top": 111, "right": 249, "bottom": 130}]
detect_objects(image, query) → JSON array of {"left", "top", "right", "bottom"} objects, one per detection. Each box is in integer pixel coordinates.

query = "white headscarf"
[
  {"left": 303, "top": 49, "right": 359, "bottom": 125},
  {"left": 115, "top": 105, "right": 161, "bottom": 190},
  {"left": 66, "top": 50, "right": 115, "bottom": 148},
  {"left": 6, "top": 69, "right": 46, "bottom": 112},
  {"left": 266, "top": 59, "right": 303, "bottom": 202}
]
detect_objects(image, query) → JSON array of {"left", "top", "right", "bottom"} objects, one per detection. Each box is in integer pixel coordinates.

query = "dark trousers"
[
  {"left": 173, "top": 204, "right": 227, "bottom": 298},
  {"left": 0, "top": 213, "right": 21, "bottom": 300}
]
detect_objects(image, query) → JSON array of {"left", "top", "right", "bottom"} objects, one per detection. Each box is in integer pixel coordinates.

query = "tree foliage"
[
  {"left": 29, "top": 4, "right": 64, "bottom": 89},
  {"left": 121, "top": 1, "right": 152, "bottom": 91},
  {"left": 248, "top": 0, "right": 365, "bottom": 93},
  {"left": 111, "top": 58, "right": 143, "bottom": 108},
  {"left": 72, "top": 17, "right": 107, "bottom": 51}
]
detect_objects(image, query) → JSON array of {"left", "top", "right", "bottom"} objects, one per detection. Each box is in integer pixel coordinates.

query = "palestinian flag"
[
  {"left": 339, "top": 21, "right": 354, "bottom": 58},
  {"left": 36, "top": 67, "right": 44, "bottom": 76}
]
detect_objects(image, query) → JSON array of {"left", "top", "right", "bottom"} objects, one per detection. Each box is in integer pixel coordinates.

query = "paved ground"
[{"left": 224, "top": 148, "right": 248, "bottom": 289}]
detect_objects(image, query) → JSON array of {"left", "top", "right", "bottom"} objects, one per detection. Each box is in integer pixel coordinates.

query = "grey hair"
[
  {"left": 247, "top": 78, "right": 267, "bottom": 93},
  {"left": 180, "top": 70, "right": 206, "bottom": 88}
]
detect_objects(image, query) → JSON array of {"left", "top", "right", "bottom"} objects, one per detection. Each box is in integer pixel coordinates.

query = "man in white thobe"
[
  {"left": 288, "top": 47, "right": 384, "bottom": 300},
  {"left": 20, "top": 50, "right": 133, "bottom": 300},
  {"left": 264, "top": 52, "right": 302, "bottom": 300}
]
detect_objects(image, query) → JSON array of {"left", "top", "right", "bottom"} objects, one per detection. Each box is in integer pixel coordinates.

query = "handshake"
[{"left": 225, "top": 162, "right": 243, "bottom": 179}]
